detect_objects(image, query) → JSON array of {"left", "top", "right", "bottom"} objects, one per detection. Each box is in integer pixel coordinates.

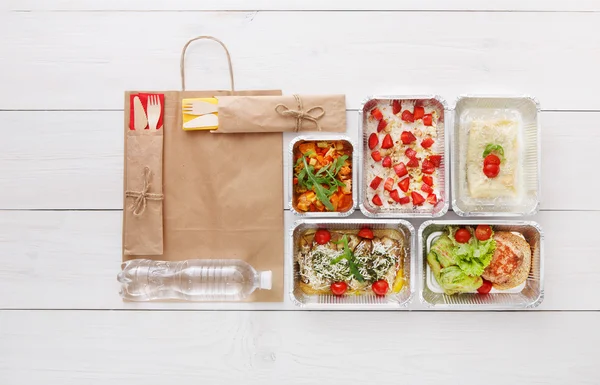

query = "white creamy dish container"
[
  {"left": 451, "top": 96, "right": 541, "bottom": 216},
  {"left": 418, "top": 220, "right": 544, "bottom": 310},
  {"left": 290, "top": 219, "right": 415, "bottom": 310},
  {"left": 359, "top": 95, "right": 449, "bottom": 218}
]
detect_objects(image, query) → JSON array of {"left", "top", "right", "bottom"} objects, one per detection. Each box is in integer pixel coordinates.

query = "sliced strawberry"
[
  {"left": 390, "top": 189, "right": 401, "bottom": 203},
  {"left": 377, "top": 119, "right": 388, "bottom": 133},
  {"left": 422, "top": 175, "right": 434, "bottom": 186},
  {"left": 381, "top": 134, "right": 394, "bottom": 149},
  {"left": 428, "top": 155, "right": 442, "bottom": 167},
  {"left": 423, "top": 114, "right": 433, "bottom": 126},
  {"left": 371, "top": 151, "right": 382, "bottom": 162},
  {"left": 421, "top": 183, "right": 433, "bottom": 194},
  {"left": 392, "top": 100, "right": 401, "bottom": 115},
  {"left": 393, "top": 162, "right": 408, "bottom": 178},
  {"left": 411, "top": 191, "right": 425, "bottom": 206},
  {"left": 421, "top": 137, "right": 434, "bottom": 149},
  {"left": 399, "top": 196, "right": 411, "bottom": 205},
  {"left": 371, "top": 108, "right": 383, "bottom": 121},
  {"left": 398, "top": 177, "right": 410, "bottom": 192},
  {"left": 422, "top": 159, "right": 435, "bottom": 174},
  {"left": 372, "top": 194, "right": 383, "bottom": 206},
  {"left": 427, "top": 193, "right": 437, "bottom": 205},
  {"left": 405, "top": 148, "right": 417, "bottom": 159},
  {"left": 401, "top": 110, "right": 414, "bottom": 123},
  {"left": 400, "top": 131, "right": 417, "bottom": 144},
  {"left": 382, "top": 156, "right": 392, "bottom": 168},
  {"left": 384, "top": 178, "right": 395, "bottom": 192},
  {"left": 414, "top": 106, "right": 425, "bottom": 120},
  {"left": 406, "top": 157, "right": 420, "bottom": 168},
  {"left": 370, "top": 176, "right": 383, "bottom": 190},
  {"left": 368, "top": 133, "right": 379, "bottom": 150}
]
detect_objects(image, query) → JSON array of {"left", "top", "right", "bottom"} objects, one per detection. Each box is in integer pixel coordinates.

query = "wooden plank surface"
[
  {"left": 0, "top": 209, "right": 597, "bottom": 311},
  {"left": 0, "top": 110, "right": 597, "bottom": 211},
  {"left": 0, "top": 311, "right": 598, "bottom": 385},
  {"left": 1, "top": 11, "right": 600, "bottom": 110}
]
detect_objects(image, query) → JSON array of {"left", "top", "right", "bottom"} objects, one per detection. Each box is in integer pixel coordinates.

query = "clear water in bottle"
[{"left": 118, "top": 259, "right": 272, "bottom": 301}]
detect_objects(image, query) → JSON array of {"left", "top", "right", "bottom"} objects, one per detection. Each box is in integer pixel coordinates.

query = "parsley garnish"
[{"left": 331, "top": 235, "right": 365, "bottom": 282}]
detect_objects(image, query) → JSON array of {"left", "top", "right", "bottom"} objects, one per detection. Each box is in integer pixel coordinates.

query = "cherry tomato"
[
  {"left": 426, "top": 193, "right": 437, "bottom": 205},
  {"left": 483, "top": 163, "right": 500, "bottom": 178},
  {"left": 314, "top": 229, "right": 331, "bottom": 245},
  {"left": 357, "top": 228, "right": 374, "bottom": 239},
  {"left": 382, "top": 156, "right": 392, "bottom": 168},
  {"left": 428, "top": 155, "right": 442, "bottom": 167},
  {"left": 399, "top": 196, "right": 411, "bottom": 204},
  {"left": 372, "top": 194, "right": 383, "bottom": 206},
  {"left": 393, "top": 162, "right": 408, "bottom": 178},
  {"left": 384, "top": 177, "right": 395, "bottom": 192},
  {"left": 421, "top": 183, "right": 433, "bottom": 194},
  {"left": 421, "top": 137, "right": 434, "bottom": 149},
  {"left": 372, "top": 280, "right": 389, "bottom": 296},
  {"left": 390, "top": 189, "right": 402, "bottom": 203},
  {"left": 381, "top": 134, "right": 394, "bottom": 149},
  {"left": 406, "top": 157, "right": 420, "bottom": 168},
  {"left": 392, "top": 100, "right": 401, "bottom": 115},
  {"left": 401, "top": 110, "right": 415, "bottom": 123},
  {"left": 368, "top": 133, "right": 379, "bottom": 150},
  {"left": 377, "top": 119, "right": 388, "bottom": 133},
  {"left": 477, "top": 279, "right": 492, "bottom": 294},
  {"left": 411, "top": 191, "right": 425, "bottom": 206},
  {"left": 423, "top": 114, "right": 433, "bottom": 126},
  {"left": 484, "top": 154, "right": 501, "bottom": 166},
  {"left": 414, "top": 106, "right": 425, "bottom": 120},
  {"left": 475, "top": 225, "right": 493, "bottom": 241},
  {"left": 371, "top": 151, "right": 382, "bottom": 162},
  {"left": 398, "top": 177, "right": 410, "bottom": 192},
  {"left": 371, "top": 108, "right": 383, "bottom": 121},
  {"left": 455, "top": 228, "right": 471, "bottom": 244},
  {"left": 401, "top": 131, "right": 417, "bottom": 144},
  {"left": 405, "top": 148, "right": 417, "bottom": 159},
  {"left": 422, "top": 175, "right": 433, "bottom": 186},
  {"left": 331, "top": 281, "right": 348, "bottom": 296},
  {"left": 422, "top": 159, "right": 435, "bottom": 174}
]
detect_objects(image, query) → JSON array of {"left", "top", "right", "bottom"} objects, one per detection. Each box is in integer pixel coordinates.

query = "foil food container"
[
  {"left": 418, "top": 220, "right": 544, "bottom": 310},
  {"left": 451, "top": 96, "right": 541, "bottom": 216},
  {"left": 288, "top": 135, "right": 357, "bottom": 217},
  {"left": 358, "top": 95, "right": 449, "bottom": 218},
  {"left": 290, "top": 219, "right": 415, "bottom": 309}
]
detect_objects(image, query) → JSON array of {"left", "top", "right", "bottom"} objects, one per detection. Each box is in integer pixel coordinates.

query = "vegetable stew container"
[
  {"left": 452, "top": 96, "right": 541, "bottom": 216},
  {"left": 289, "top": 135, "right": 357, "bottom": 217},
  {"left": 419, "top": 220, "right": 544, "bottom": 310},
  {"left": 359, "top": 96, "right": 449, "bottom": 218},
  {"left": 290, "top": 219, "right": 415, "bottom": 309}
]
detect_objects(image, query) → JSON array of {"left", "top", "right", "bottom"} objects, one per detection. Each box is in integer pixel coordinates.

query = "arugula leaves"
[
  {"left": 482, "top": 144, "right": 505, "bottom": 159},
  {"left": 296, "top": 154, "right": 349, "bottom": 211},
  {"left": 331, "top": 235, "right": 365, "bottom": 282}
]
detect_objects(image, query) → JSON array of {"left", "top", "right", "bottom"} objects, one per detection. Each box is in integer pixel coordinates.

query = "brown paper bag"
[
  {"left": 122, "top": 36, "right": 284, "bottom": 301},
  {"left": 216, "top": 94, "right": 346, "bottom": 133}
]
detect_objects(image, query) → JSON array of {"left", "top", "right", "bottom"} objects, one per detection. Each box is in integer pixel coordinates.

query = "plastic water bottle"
[{"left": 117, "top": 259, "right": 272, "bottom": 301}]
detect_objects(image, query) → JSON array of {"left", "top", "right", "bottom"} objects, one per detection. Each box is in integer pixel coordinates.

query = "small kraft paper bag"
[{"left": 122, "top": 36, "right": 347, "bottom": 302}]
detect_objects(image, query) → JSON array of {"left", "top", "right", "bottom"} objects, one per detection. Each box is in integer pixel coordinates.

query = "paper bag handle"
[{"left": 180, "top": 36, "right": 235, "bottom": 92}]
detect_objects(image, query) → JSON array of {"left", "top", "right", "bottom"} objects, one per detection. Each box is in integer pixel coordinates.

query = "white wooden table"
[{"left": 1, "top": 1, "right": 599, "bottom": 383}]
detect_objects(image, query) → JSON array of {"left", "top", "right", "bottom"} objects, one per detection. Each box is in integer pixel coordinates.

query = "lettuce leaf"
[
  {"left": 438, "top": 266, "right": 483, "bottom": 295},
  {"left": 447, "top": 226, "right": 496, "bottom": 276}
]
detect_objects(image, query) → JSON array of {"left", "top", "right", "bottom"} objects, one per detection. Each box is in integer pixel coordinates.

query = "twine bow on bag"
[
  {"left": 125, "top": 167, "right": 164, "bottom": 216},
  {"left": 275, "top": 94, "right": 325, "bottom": 131}
]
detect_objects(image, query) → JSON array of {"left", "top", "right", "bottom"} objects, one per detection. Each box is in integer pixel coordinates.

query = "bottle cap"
[{"left": 259, "top": 271, "right": 272, "bottom": 290}]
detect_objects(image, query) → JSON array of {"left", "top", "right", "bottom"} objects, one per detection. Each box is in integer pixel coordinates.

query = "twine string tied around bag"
[
  {"left": 125, "top": 167, "right": 164, "bottom": 216},
  {"left": 275, "top": 94, "right": 325, "bottom": 132}
]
